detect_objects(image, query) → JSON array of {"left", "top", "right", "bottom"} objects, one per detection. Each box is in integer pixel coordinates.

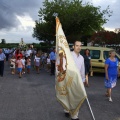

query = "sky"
[{"left": 0, "top": 0, "right": 120, "bottom": 43}]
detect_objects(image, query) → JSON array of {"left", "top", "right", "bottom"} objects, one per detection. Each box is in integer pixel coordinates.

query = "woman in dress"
[
  {"left": 83, "top": 49, "right": 91, "bottom": 87},
  {"left": 10, "top": 55, "right": 16, "bottom": 74},
  {"left": 105, "top": 50, "right": 119, "bottom": 102},
  {"left": 34, "top": 53, "right": 40, "bottom": 74},
  {"left": 15, "top": 49, "right": 23, "bottom": 60},
  {"left": 16, "top": 56, "right": 23, "bottom": 78},
  {"left": 26, "top": 56, "right": 31, "bottom": 74}
]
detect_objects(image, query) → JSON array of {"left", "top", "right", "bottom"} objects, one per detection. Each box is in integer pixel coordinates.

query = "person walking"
[
  {"left": 50, "top": 49, "right": 56, "bottom": 75},
  {"left": 26, "top": 56, "right": 31, "bottom": 74},
  {"left": 105, "top": 50, "right": 119, "bottom": 102},
  {"left": 64, "top": 41, "right": 85, "bottom": 120},
  {"left": 5, "top": 48, "right": 10, "bottom": 61},
  {"left": 83, "top": 49, "right": 91, "bottom": 87},
  {"left": 17, "top": 50, "right": 23, "bottom": 59},
  {"left": 10, "top": 55, "right": 16, "bottom": 74},
  {"left": 26, "top": 48, "right": 32, "bottom": 58},
  {"left": 0, "top": 49, "right": 6, "bottom": 77},
  {"left": 16, "top": 56, "right": 23, "bottom": 78},
  {"left": 34, "top": 53, "right": 41, "bottom": 74},
  {"left": 41, "top": 53, "right": 45, "bottom": 69}
]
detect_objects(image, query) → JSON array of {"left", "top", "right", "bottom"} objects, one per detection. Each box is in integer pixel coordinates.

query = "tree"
[
  {"left": 91, "top": 30, "right": 119, "bottom": 45},
  {"left": 33, "top": 0, "right": 112, "bottom": 43},
  {"left": 1, "top": 39, "right": 6, "bottom": 44},
  {"left": 115, "top": 31, "right": 120, "bottom": 45}
]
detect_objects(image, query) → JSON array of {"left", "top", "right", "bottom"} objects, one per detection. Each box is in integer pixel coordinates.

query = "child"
[
  {"left": 26, "top": 56, "right": 31, "bottom": 74},
  {"left": 34, "top": 53, "right": 40, "bottom": 74},
  {"left": 21, "top": 56, "right": 26, "bottom": 74},
  {"left": 47, "top": 55, "right": 51, "bottom": 72},
  {"left": 10, "top": 55, "right": 16, "bottom": 74},
  {"left": 16, "top": 56, "right": 23, "bottom": 78}
]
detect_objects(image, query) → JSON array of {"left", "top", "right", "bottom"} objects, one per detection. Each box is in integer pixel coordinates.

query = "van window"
[
  {"left": 81, "top": 49, "right": 100, "bottom": 59},
  {"left": 103, "top": 51, "right": 109, "bottom": 59},
  {"left": 90, "top": 50, "right": 100, "bottom": 59}
]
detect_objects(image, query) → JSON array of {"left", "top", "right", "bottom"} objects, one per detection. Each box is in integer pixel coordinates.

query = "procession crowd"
[
  {"left": 0, "top": 47, "right": 52, "bottom": 78},
  {"left": 0, "top": 41, "right": 119, "bottom": 120}
]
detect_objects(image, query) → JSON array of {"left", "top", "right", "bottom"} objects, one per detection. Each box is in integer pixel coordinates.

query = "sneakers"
[{"left": 108, "top": 97, "right": 113, "bottom": 102}]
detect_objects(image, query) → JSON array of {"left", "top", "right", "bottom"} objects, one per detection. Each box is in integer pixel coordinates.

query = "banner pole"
[{"left": 86, "top": 97, "right": 96, "bottom": 120}]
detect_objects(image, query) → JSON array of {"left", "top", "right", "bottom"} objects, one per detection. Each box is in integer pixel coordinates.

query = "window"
[
  {"left": 103, "top": 51, "right": 109, "bottom": 60},
  {"left": 90, "top": 50, "right": 100, "bottom": 59},
  {"left": 81, "top": 49, "right": 100, "bottom": 59}
]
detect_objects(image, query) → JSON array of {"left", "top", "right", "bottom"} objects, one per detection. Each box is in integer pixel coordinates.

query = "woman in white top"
[
  {"left": 34, "top": 53, "right": 40, "bottom": 74},
  {"left": 10, "top": 55, "right": 16, "bottom": 74}
]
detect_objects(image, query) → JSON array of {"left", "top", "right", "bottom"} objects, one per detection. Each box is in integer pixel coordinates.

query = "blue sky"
[{"left": 0, "top": 0, "right": 120, "bottom": 43}]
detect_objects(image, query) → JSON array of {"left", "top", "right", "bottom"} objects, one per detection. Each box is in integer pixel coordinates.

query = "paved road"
[{"left": 0, "top": 62, "right": 120, "bottom": 120}]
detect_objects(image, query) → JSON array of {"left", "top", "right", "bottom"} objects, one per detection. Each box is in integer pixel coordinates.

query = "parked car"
[{"left": 80, "top": 46, "right": 120, "bottom": 73}]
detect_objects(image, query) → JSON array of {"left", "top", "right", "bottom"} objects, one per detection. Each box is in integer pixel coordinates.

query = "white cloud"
[
  {"left": 0, "top": 0, "right": 42, "bottom": 43},
  {"left": 0, "top": 26, "right": 40, "bottom": 43},
  {"left": 16, "top": 15, "right": 35, "bottom": 30},
  {"left": 104, "top": 27, "right": 115, "bottom": 31}
]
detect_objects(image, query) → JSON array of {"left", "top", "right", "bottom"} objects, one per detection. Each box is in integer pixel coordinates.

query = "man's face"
[{"left": 74, "top": 41, "right": 82, "bottom": 53}]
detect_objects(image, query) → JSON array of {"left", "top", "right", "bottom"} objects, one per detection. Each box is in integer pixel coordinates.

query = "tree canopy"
[
  {"left": 33, "top": 0, "right": 112, "bottom": 43},
  {"left": 91, "top": 30, "right": 120, "bottom": 45}
]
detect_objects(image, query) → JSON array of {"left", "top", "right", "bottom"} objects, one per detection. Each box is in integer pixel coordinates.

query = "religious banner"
[{"left": 55, "top": 17, "right": 87, "bottom": 116}]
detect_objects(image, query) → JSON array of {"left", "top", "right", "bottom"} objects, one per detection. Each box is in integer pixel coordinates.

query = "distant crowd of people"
[{"left": 0, "top": 47, "right": 56, "bottom": 78}]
